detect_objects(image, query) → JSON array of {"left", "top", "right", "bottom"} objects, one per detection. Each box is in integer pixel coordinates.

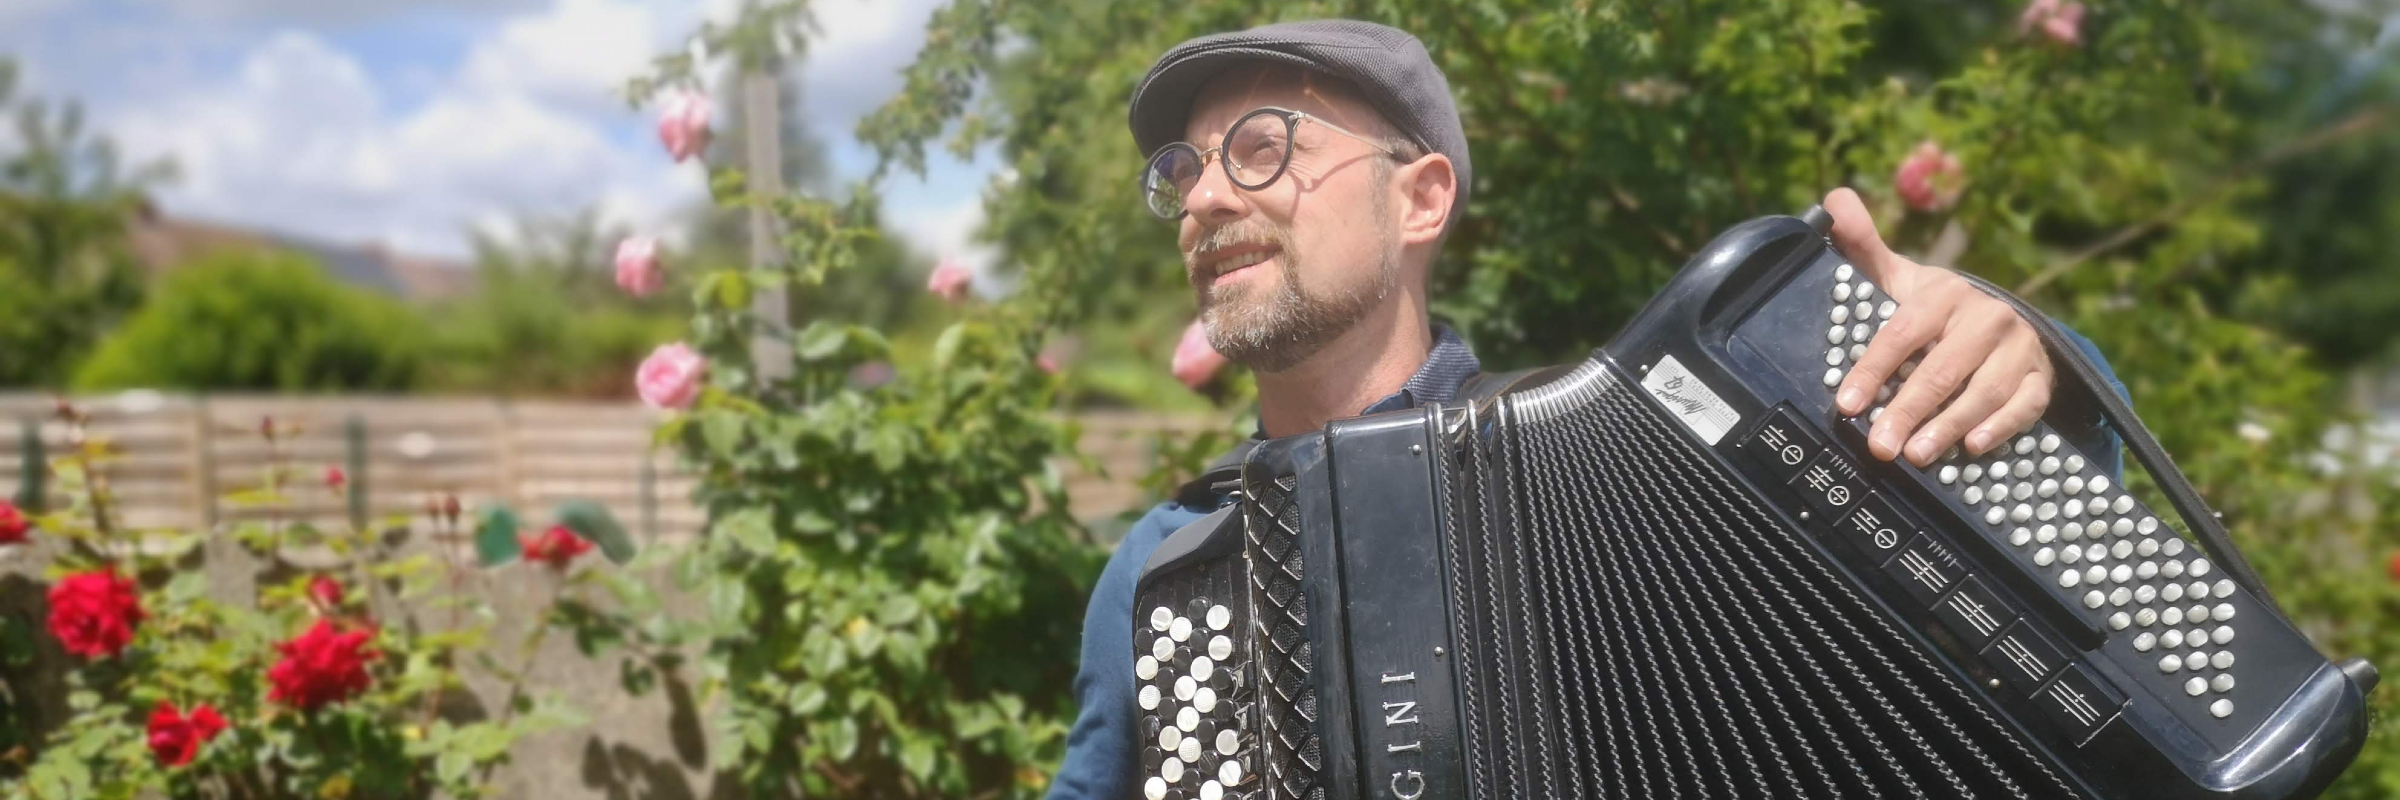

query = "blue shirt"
[{"left": 1043, "top": 324, "right": 2127, "bottom": 800}]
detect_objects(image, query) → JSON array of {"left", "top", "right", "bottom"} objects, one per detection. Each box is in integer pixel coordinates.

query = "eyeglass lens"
[{"left": 1144, "top": 110, "right": 1295, "bottom": 219}]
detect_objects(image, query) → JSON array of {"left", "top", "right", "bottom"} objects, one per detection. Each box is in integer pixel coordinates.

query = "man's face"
[{"left": 1176, "top": 65, "right": 1403, "bottom": 373}]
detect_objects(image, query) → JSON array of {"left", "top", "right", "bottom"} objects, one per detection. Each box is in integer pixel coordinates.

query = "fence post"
[
  {"left": 15, "top": 416, "right": 43, "bottom": 512},
  {"left": 191, "top": 395, "right": 216, "bottom": 530},
  {"left": 345, "top": 414, "right": 368, "bottom": 532},
  {"left": 638, "top": 454, "right": 658, "bottom": 543}
]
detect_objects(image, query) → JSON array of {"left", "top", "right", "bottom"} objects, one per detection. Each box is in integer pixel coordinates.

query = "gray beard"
[{"left": 1190, "top": 201, "right": 1401, "bottom": 374}]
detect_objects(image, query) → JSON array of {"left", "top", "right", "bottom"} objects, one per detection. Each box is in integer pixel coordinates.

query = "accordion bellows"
[{"left": 1133, "top": 209, "right": 2373, "bottom": 800}]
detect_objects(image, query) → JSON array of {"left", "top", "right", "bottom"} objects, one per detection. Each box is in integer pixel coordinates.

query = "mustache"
[{"left": 1184, "top": 221, "right": 1291, "bottom": 269}]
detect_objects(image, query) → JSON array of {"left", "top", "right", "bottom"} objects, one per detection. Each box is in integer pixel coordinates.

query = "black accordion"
[{"left": 1130, "top": 208, "right": 2374, "bottom": 800}]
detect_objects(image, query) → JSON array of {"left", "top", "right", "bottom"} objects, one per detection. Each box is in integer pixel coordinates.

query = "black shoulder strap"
[{"left": 1168, "top": 366, "right": 1565, "bottom": 507}]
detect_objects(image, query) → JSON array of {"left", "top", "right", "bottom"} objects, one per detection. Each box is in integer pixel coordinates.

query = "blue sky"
[{"left": 0, "top": 0, "right": 1002, "bottom": 270}]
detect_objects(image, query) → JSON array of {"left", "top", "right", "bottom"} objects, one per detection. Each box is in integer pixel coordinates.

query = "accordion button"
[
  {"left": 1856, "top": 301, "right": 1874, "bottom": 322},
  {"left": 1963, "top": 464, "right": 1985, "bottom": 483},
  {"left": 1191, "top": 657, "right": 1214, "bottom": 682},
  {"left": 1853, "top": 323, "right": 1873, "bottom": 343},
  {"left": 1154, "top": 636, "right": 1175, "bottom": 662},
  {"left": 2136, "top": 609, "right": 2158, "bottom": 627},
  {"left": 2009, "top": 528, "right": 2032, "bottom": 547},
  {"left": 2059, "top": 570, "right": 2081, "bottom": 588},
  {"left": 1179, "top": 735, "right": 1203, "bottom": 763},
  {"left": 2164, "top": 608, "right": 2185, "bottom": 627},
  {"left": 1220, "top": 758, "right": 1244, "bottom": 785},
  {"left": 2214, "top": 626, "right": 2237, "bottom": 645},
  {"left": 2213, "top": 579, "right": 2237, "bottom": 598},
  {"left": 2140, "top": 516, "right": 2161, "bottom": 535},
  {"left": 2038, "top": 479, "right": 2059, "bottom": 498},
  {"left": 2041, "top": 434, "right": 2062, "bottom": 453},
  {"left": 1207, "top": 605, "right": 1232, "bottom": 631},
  {"left": 1140, "top": 685, "right": 1161, "bottom": 710},
  {"left": 1144, "top": 715, "right": 1164, "bottom": 740},
  {"left": 1176, "top": 676, "right": 1197, "bottom": 702},
  {"left": 2066, "top": 454, "right": 2088, "bottom": 473},
  {"left": 1152, "top": 607, "right": 1175, "bottom": 632},
  {"left": 1823, "top": 367, "right": 1844, "bottom": 388},
  {"left": 2136, "top": 585, "right": 2158, "bottom": 603},
  {"left": 1160, "top": 725, "right": 1182, "bottom": 753},
  {"left": 2110, "top": 588, "right": 2132, "bottom": 606},
  {"left": 2186, "top": 652, "right": 2210, "bottom": 672},
  {"left": 2111, "top": 566, "right": 2133, "bottom": 584},
  {"left": 2083, "top": 591, "right": 2105, "bottom": 609},
  {"left": 1964, "top": 487, "right": 1985, "bottom": 505},
  {"left": 1216, "top": 729, "right": 1240, "bottom": 756},
  {"left": 1879, "top": 300, "right": 1898, "bottom": 320},
  {"left": 2064, "top": 476, "right": 2085, "bottom": 495},
  {"left": 1858, "top": 282, "right": 1878, "bottom": 300},
  {"left": 1828, "top": 325, "right": 1848, "bottom": 345},
  {"left": 2037, "top": 525, "right": 2059, "bottom": 544},
  {"left": 2112, "top": 496, "right": 2136, "bottom": 515},
  {"left": 1187, "top": 598, "right": 1211, "bottom": 618},
  {"left": 2160, "top": 654, "right": 2183, "bottom": 673},
  {"left": 1178, "top": 706, "right": 1199, "bottom": 732},
  {"left": 2138, "top": 539, "right": 2161, "bottom": 557},
  {"left": 1208, "top": 635, "right": 1234, "bottom": 661},
  {"left": 2191, "top": 558, "right": 2212, "bottom": 578},
  {"left": 2034, "top": 547, "right": 2056, "bottom": 566},
  {"left": 2060, "top": 546, "right": 2082, "bottom": 565},
  {"left": 1832, "top": 305, "right": 1852, "bottom": 324},
  {"left": 1174, "top": 645, "right": 1194, "bottom": 671},
  {"left": 2162, "top": 538, "right": 2185, "bottom": 556},
  {"left": 1940, "top": 465, "right": 1960, "bottom": 485},
  {"left": 2212, "top": 699, "right": 2235, "bottom": 719},
  {"left": 2010, "top": 504, "right": 2033, "bottom": 523},
  {"left": 1984, "top": 507, "right": 2006, "bottom": 526},
  {"left": 2085, "top": 521, "right": 2107, "bottom": 539},
  {"left": 2091, "top": 475, "right": 2113, "bottom": 493},
  {"left": 1146, "top": 777, "right": 1168, "bottom": 800},
  {"left": 1161, "top": 755, "right": 1183, "bottom": 784},
  {"left": 1836, "top": 263, "right": 1855, "bottom": 281},
  {"left": 2016, "top": 436, "right": 2037, "bottom": 455},
  {"left": 2040, "top": 456, "right": 2061, "bottom": 476},
  {"left": 2189, "top": 605, "right": 2211, "bottom": 623},
  {"left": 1825, "top": 348, "right": 1845, "bottom": 367},
  {"left": 1194, "top": 687, "right": 1217, "bottom": 713},
  {"left": 2213, "top": 674, "right": 2236, "bottom": 693},
  {"left": 1170, "top": 616, "right": 1193, "bottom": 642},
  {"left": 2112, "top": 519, "right": 2135, "bottom": 539},
  {"left": 2186, "top": 677, "right": 2209, "bottom": 696},
  {"left": 2212, "top": 651, "right": 2236, "bottom": 669},
  {"left": 2134, "top": 632, "right": 2156, "bottom": 651},
  {"left": 1835, "top": 282, "right": 1853, "bottom": 302},
  {"left": 1137, "top": 656, "right": 1159, "bottom": 681},
  {"left": 2163, "top": 583, "right": 2185, "bottom": 603},
  {"left": 1200, "top": 781, "right": 1224, "bottom": 800}
]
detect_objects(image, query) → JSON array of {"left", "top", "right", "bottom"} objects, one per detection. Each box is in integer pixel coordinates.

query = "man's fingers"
[
  {"left": 1822, "top": 187, "right": 1907, "bottom": 286},
  {"left": 1968, "top": 371, "right": 2054, "bottom": 455},
  {"left": 1866, "top": 317, "right": 2005, "bottom": 462},
  {"left": 1836, "top": 289, "right": 1947, "bottom": 416},
  {"left": 1904, "top": 346, "right": 2035, "bottom": 465}
]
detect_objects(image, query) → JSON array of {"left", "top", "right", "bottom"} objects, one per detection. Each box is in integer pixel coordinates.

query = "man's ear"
[{"left": 1394, "top": 153, "right": 1456, "bottom": 247}]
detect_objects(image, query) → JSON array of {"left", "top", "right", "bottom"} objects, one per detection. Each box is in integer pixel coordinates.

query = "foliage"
[
  {"left": 858, "top": 0, "right": 2400, "bottom": 794},
  {"left": 0, "top": 57, "right": 165, "bottom": 388},
  {"left": 612, "top": 4, "right": 1105, "bottom": 796},
  {"left": 419, "top": 211, "right": 688, "bottom": 398},
  {"left": 0, "top": 405, "right": 634, "bottom": 798},
  {"left": 71, "top": 249, "right": 428, "bottom": 393}
]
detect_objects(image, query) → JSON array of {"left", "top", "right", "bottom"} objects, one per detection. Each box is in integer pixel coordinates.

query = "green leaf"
[
  {"left": 716, "top": 507, "right": 775, "bottom": 556},
  {"left": 700, "top": 410, "right": 745, "bottom": 457},
  {"left": 931, "top": 322, "right": 968, "bottom": 369},
  {"left": 556, "top": 498, "right": 637, "bottom": 565},
  {"left": 794, "top": 321, "right": 850, "bottom": 361},
  {"left": 820, "top": 716, "right": 859, "bottom": 761},
  {"left": 475, "top": 505, "right": 521, "bottom": 566},
  {"left": 789, "top": 508, "right": 835, "bottom": 535},
  {"left": 790, "top": 683, "right": 827, "bottom": 714},
  {"left": 900, "top": 734, "right": 937, "bottom": 783}
]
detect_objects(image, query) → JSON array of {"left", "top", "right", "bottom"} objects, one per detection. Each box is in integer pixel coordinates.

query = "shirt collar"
[{"left": 1250, "top": 324, "right": 1483, "bottom": 439}]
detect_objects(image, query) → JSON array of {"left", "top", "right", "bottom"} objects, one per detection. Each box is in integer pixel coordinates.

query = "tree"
[
  {"left": 73, "top": 250, "right": 426, "bottom": 392},
  {"left": 419, "top": 210, "right": 687, "bottom": 398},
  {"left": 858, "top": 0, "right": 2400, "bottom": 794},
  {"left": 0, "top": 57, "right": 170, "bottom": 387}
]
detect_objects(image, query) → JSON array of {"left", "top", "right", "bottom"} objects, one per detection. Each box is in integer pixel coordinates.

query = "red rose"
[
  {"left": 47, "top": 567, "right": 143, "bottom": 659},
  {"left": 520, "top": 525, "right": 594, "bottom": 570},
  {"left": 266, "top": 620, "right": 378, "bottom": 711},
  {"left": 308, "top": 574, "right": 344, "bottom": 609},
  {"left": 323, "top": 466, "right": 346, "bottom": 492},
  {"left": 2388, "top": 552, "right": 2400, "bottom": 583},
  {"left": 0, "top": 500, "right": 27, "bottom": 544},
  {"left": 146, "top": 700, "right": 228, "bottom": 767}
]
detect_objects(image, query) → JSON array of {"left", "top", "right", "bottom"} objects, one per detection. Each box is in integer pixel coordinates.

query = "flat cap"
[{"left": 1128, "top": 19, "right": 1470, "bottom": 220}]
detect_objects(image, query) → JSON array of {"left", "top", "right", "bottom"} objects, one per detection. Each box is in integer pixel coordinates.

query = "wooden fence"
[{"left": 0, "top": 393, "right": 1216, "bottom": 543}]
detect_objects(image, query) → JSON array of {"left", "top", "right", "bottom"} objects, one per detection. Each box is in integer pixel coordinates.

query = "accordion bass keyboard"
[{"left": 1131, "top": 208, "right": 2373, "bottom": 800}]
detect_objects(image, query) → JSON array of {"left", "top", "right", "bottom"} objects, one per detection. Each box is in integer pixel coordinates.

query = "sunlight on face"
[{"left": 1177, "top": 65, "right": 1402, "bottom": 373}]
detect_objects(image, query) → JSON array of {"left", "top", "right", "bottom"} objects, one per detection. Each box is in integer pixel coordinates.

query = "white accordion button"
[
  {"left": 1200, "top": 781, "right": 1224, "bottom": 800},
  {"left": 2159, "top": 655, "right": 2182, "bottom": 674},
  {"left": 1170, "top": 616, "right": 1193, "bottom": 642},
  {"left": 2191, "top": 558, "right": 2212, "bottom": 578},
  {"left": 2163, "top": 607, "right": 2185, "bottom": 626},
  {"left": 1985, "top": 507, "right": 2006, "bottom": 525},
  {"left": 2015, "top": 436, "right": 2037, "bottom": 455},
  {"left": 2112, "top": 495, "right": 2135, "bottom": 515},
  {"left": 2037, "top": 524, "right": 2059, "bottom": 543},
  {"left": 1179, "top": 734, "right": 1203, "bottom": 764},
  {"left": 2087, "top": 543, "right": 2109, "bottom": 562},
  {"left": 1147, "top": 777, "right": 1169, "bottom": 800},
  {"left": 2189, "top": 605, "right": 2211, "bottom": 623},
  {"left": 2066, "top": 454, "right": 2086, "bottom": 473},
  {"left": 2135, "top": 608, "right": 2158, "bottom": 627},
  {"left": 2035, "top": 502, "right": 2057, "bottom": 522},
  {"left": 2040, "top": 456, "right": 2061, "bottom": 476},
  {"left": 1855, "top": 301, "right": 1873, "bottom": 321},
  {"left": 2060, "top": 545, "right": 2082, "bottom": 564},
  {"left": 1940, "top": 465, "right": 1960, "bottom": 485},
  {"left": 1216, "top": 729, "right": 1240, "bottom": 756},
  {"left": 2162, "top": 538, "right": 2186, "bottom": 556},
  {"left": 1857, "top": 282, "right": 1877, "bottom": 300},
  {"left": 2214, "top": 579, "right": 2237, "bottom": 598},
  {"left": 2190, "top": 580, "right": 2212, "bottom": 599},
  {"left": 1826, "top": 348, "right": 1845, "bottom": 367},
  {"left": 1878, "top": 300, "right": 1897, "bottom": 319},
  {"left": 2135, "top": 585, "right": 2157, "bottom": 604},
  {"left": 1836, "top": 263, "right": 1855, "bottom": 281},
  {"left": 2009, "top": 527, "right": 2032, "bottom": 547},
  {"left": 1964, "top": 486, "right": 1985, "bottom": 505},
  {"left": 2212, "top": 651, "right": 2236, "bottom": 669},
  {"left": 1835, "top": 282, "right": 1853, "bottom": 302},
  {"left": 2162, "top": 583, "right": 2185, "bottom": 603},
  {"left": 1137, "top": 656, "right": 1159, "bottom": 681},
  {"left": 1963, "top": 464, "right": 1985, "bottom": 483},
  {"left": 1139, "top": 684, "right": 1161, "bottom": 710},
  {"left": 1833, "top": 305, "right": 1852, "bottom": 324},
  {"left": 2010, "top": 504, "right": 2032, "bottom": 523},
  {"left": 2110, "top": 587, "right": 2132, "bottom": 606},
  {"left": 2013, "top": 461, "right": 2035, "bottom": 480},
  {"left": 1162, "top": 756, "right": 1183, "bottom": 784},
  {"left": 1154, "top": 636, "right": 1175, "bottom": 662},
  {"left": 1191, "top": 657, "right": 1214, "bottom": 682},
  {"left": 1220, "top": 758, "right": 1243, "bottom": 785},
  {"left": 2185, "top": 677, "right": 2208, "bottom": 697},
  {"left": 2162, "top": 629, "right": 2186, "bottom": 649},
  {"left": 2038, "top": 479, "right": 2059, "bottom": 498},
  {"left": 1177, "top": 706, "right": 1199, "bottom": 732},
  {"left": 2213, "top": 674, "right": 2236, "bottom": 693},
  {"left": 2215, "top": 603, "right": 2236, "bottom": 622},
  {"left": 2086, "top": 521, "right": 2108, "bottom": 539},
  {"left": 2033, "top": 547, "right": 2056, "bottom": 566},
  {"left": 2040, "top": 434, "right": 2061, "bottom": 453},
  {"left": 1175, "top": 676, "right": 1197, "bottom": 702},
  {"left": 2111, "top": 541, "right": 2134, "bottom": 560},
  {"left": 2137, "top": 538, "right": 2160, "bottom": 557},
  {"left": 1194, "top": 686, "right": 1217, "bottom": 713},
  {"left": 2058, "top": 570, "right": 2081, "bottom": 588},
  {"left": 2083, "top": 590, "right": 2105, "bottom": 609},
  {"left": 2186, "top": 652, "right": 2209, "bottom": 672},
  {"left": 2063, "top": 476, "right": 2085, "bottom": 495},
  {"left": 2162, "top": 560, "right": 2187, "bottom": 579},
  {"left": 2109, "top": 612, "right": 2130, "bottom": 630},
  {"left": 1853, "top": 323, "right": 1873, "bottom": 343},
  {"left": 1823, "top": 367, "right": 1844, "bottom": 388},
  {"left": 1159, "top": 724, "right": 1180, "bottom": 751},
  {"left": 1207, "top": 605, "right": 1232, "bottom": 631},
  {"left": 2133, "top": 632, "right": 2156, "bottom": 651},
  {"left": 1208, "top": 635, "right": 1234, "bottom": 661},
  {"left": 2090, "top": 475, "right": 2112, "bottom": 493},
  {"left": 2139, "top": 516, "right": 2160, "bottom": 534},
  {"left": 2214, "top": 626, "right": 2236, "bottom": 645},
  {"left": 1152, "top": 607, "right": 1174, "bottom": 631},
  {"left": 2085, "top": 565, "right": 2107, "bottom": 585},
  {"left": 2212, "top": 699, "right": 2234, "bottom": 719},
  {"left": 1828, "top": 325, "right": 1848, "bottom": 345}
]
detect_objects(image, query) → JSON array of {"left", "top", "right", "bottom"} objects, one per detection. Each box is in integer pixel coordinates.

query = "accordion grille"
[
  {"left": 1444, "top": 369, "right": 2082, "bottom": 799},
  {"left": 1248, "top": 474, "right": 1324, "bottom": 800}
]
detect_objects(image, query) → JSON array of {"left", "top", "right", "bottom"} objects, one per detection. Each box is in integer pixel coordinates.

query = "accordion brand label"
[{"left": 1643, "top": 354, "right": 1741, "bottom": 445}]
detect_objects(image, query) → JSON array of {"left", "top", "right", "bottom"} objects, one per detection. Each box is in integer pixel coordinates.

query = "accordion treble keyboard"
[{"left": 1131, "top": 209, "right": 2371, "bottom": 799}]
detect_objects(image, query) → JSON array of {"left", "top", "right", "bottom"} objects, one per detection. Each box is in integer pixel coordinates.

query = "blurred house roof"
[{"left": 125, "top": 204, "right": 476, "bottom": 302}]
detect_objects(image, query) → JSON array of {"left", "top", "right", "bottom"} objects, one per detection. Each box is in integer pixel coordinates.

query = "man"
[{"left": 1049, "top": 19, "right": 2124, "bottom": 800}]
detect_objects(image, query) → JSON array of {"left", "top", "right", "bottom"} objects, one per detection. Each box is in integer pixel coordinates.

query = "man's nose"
[{"left": 1181, "top": 155, "right": 1250, "bottom": 224}]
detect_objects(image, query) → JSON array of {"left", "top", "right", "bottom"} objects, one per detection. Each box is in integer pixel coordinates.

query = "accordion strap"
[{"left": 1952, "top": 270, "right": 2286, "bottom": 616}]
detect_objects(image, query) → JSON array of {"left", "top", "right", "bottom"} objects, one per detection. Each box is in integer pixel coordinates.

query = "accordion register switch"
[{"left": 1131, "top": 206, "right": 2373, "bottom": 800}]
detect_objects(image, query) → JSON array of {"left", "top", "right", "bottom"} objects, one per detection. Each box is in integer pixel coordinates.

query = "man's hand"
[{"left": 1823, "top": 187, "right": 2055, "bottom": 467}]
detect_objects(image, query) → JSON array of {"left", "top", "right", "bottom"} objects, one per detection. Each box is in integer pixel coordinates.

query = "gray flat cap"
[{"left": 1128, "top": 19, "right": 1470, "bottom": 221}]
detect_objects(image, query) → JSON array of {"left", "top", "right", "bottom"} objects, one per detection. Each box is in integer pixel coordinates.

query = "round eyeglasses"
[{"left": 1142, "top": 106, "right": 1400, "bottom": 221}]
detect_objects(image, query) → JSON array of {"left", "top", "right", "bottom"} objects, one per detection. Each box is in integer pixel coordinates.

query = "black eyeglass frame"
[{"left": 1142, "top": 106, "right": 1401, "bottom": 221}]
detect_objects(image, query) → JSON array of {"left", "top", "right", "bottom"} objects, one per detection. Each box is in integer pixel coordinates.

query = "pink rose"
[
  {"left": 925, "top": 257, "right": 973, "bottom": 304},
  {"left": 2017, "top": 0, "right": 2085, "bottom": 46},
  {"left": 615, "top": 236, "right": 663, "bottom": 298},
  {"left": 1036, "top": 353, "right": 1061, "bottom": 375},
  {"left": 656, "top": 90, "right": 713, "bottom": 163},
  {"left": 636, "top": 343, "right": 706, "bottom": 410},
  {"left": 1893, "top": 141, "right": 1966, "bottom": 213},
  {"left": 1169, "top": 320, "right": 1228, "bottom": 390}
]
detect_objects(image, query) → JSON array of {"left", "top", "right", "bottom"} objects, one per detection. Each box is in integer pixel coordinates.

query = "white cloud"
[
  {"left": 107, "top": 29, "right": 704, "bottom": 259},
  {"left": 454, "top": 0, "right": 669, "bottom": 112}
]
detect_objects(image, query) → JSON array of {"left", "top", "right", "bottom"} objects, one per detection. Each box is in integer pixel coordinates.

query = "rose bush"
[{"left": 0, "top": 402, "right": 643, "bottom": 799}]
